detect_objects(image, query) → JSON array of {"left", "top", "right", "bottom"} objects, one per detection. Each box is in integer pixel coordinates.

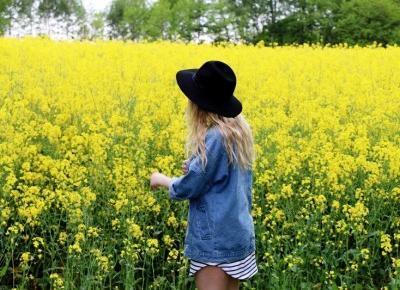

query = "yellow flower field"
[{"left": 0, "top": 37, "right": 399, "bottom": 289}]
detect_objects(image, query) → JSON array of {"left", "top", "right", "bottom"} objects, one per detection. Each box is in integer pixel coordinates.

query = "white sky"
[{"left": 82, "top": 0, "right": 112, "bottom": 12}]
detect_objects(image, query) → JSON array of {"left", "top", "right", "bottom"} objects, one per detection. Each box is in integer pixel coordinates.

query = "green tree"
[
  {"left": 144, "top": 0, "right": 172, "bottom": 40},
  {"left": 11, "top": 0, "right": 35, "bottom": 33},
  {"left": 265, "top": 0, "right": 339, "bottom": 44},
  {"left": 104, "top": 0, "right": 400, "bottom": 44},
  {"left": 1, "top": 0, "right": 36, "bottom": 35},
  {"left": 170, "top": 0, "right": 206, "bottom": 41},
  {"left": 206, "top": 0, "right": 237, "bottom": 42},
  {"left": 90, "top": 11, "right": 105, "bottom": 39},
  {"left": 29, "top": 0, "right": 85, "bottom": 37},
  {"left": 0, "top": 0, "right": 12, "bottom": 35},
  {"left": 107, "top": 0, "right": 148, "bottom": 40},
  {"left": 335, "top": 0, "right": 400, "bottom": 45},
  {"left": 107, "top": 0, "right": 126, "bottom": 38}
]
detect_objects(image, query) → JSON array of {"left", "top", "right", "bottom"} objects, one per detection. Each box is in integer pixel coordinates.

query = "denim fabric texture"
[{"left": 168, "top": 126, "right": 256, "bottom": 263}]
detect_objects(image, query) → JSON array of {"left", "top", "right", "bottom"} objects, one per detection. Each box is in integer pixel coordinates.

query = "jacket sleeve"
[{"left": 168, "top": 129, "right": 226, "bottom": 201}]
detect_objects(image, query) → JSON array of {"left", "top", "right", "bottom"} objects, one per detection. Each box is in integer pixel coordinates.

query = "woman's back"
[{"left": 169, "top": 126, "right": 256, "bottom": 263}]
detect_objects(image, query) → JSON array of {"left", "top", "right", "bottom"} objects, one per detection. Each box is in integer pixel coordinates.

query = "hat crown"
[
  {"left": 175, "top": 60, "right": 242, "bottom": 118},
  {"left": 193, "top": 61, "right": 236, "bottom": 101}
]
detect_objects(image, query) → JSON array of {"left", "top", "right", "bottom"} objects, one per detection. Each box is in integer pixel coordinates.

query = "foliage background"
[{"left": 1, "top": 0, "right": 400, "bottom": 45}]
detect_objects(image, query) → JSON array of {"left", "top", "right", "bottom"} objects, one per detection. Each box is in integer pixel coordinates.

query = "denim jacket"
[{"left": 168, "top": 126, "right": 256, "bottom": 263}]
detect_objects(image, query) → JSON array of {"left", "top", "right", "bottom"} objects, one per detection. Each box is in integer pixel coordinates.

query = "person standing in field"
[{"left": 150, "top": 60, "right": 258, "bottom": 290}]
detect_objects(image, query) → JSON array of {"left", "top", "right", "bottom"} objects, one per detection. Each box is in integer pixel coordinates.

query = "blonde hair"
[{"left": 184, "top": 100, "right": 255, "bottom": 171}]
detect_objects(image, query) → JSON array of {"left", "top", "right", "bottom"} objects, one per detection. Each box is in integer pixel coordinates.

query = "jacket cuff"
[{"left": 168, "top": 176, "right": 180, "bottom": 200}]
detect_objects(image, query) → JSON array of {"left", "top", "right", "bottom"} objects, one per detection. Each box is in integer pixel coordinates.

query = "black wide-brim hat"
[{"left": 176, "top": 60, "right": 242, "bottom": 118}]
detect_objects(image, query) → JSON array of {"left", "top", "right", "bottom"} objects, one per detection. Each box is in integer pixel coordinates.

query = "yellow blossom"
[
  {"left": 167, "top": 248, "right": 179, "bottom": 261},
  {"left": 381, "top": 233, "right": 392, "bottom": 256},
  {"left": 163, "top": 234, "right": 174, "bottom": 248},
  {"left": 146, "top": 238, "right": 159, "bottom": 255},
  {"left": 20, "top": 252, "right": 32, "bottom": 268},
  {"left": 167, "top": 214, "right": 178, "bottom": 228},
  {"left": 58, "top": 232, "right": 67, "bottom": 246}
]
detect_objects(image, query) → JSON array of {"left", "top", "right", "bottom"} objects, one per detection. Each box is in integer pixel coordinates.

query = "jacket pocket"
[{"left": 194, "top": 201, "right": 212, "bottom": 240}]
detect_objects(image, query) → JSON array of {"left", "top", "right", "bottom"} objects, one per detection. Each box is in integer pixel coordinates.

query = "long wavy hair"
[{"left": 184, "top": 100, "right": 255, "bottom": 171}]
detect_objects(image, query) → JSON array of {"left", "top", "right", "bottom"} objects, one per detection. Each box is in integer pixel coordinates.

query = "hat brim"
[{"left": 176, "top": 69, "right": 242, "bottom": 118}]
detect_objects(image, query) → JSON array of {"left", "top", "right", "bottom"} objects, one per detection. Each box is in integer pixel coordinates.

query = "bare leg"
[
  {"left": 227, "top": 275, "right": 240, "bottom": 290},
  {"left": 195, "top": 265, "right": 230, "bottom": 290}
]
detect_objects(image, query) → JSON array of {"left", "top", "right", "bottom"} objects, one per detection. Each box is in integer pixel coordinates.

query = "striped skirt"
[{"left": 189, "top": 251, "right": 258, "bottom": 280}]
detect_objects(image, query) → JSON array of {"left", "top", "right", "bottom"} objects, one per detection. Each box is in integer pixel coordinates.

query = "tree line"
[{"left": 1, "top": 0, "right": 400, "bottom": 46}]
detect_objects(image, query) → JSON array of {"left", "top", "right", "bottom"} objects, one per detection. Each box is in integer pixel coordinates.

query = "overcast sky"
[{"left": 82, "top": 0, "right": 112, "bottom": 12}]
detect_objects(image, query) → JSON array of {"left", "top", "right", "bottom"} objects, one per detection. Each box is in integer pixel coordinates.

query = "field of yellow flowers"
[{"left": 0, "top": 37, "right": 399, "bottom": 289}]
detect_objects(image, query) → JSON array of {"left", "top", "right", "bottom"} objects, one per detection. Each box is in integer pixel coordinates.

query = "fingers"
[
  {"left": 182, "top": 160, "right": 189, "bottom": 174},
  {"left": 150, "top": 182, "right": 159, "bottom": 191},
  {"left": 150, "top": 172, "right": 159, "bottom": 191},
  {"left": 150, "top": 161, "right": 189, "bottom": 191}
]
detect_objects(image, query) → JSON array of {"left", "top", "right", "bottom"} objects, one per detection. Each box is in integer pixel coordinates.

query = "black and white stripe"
[{"left": 189, "top": 251, "right": 258, "bottom": 280}]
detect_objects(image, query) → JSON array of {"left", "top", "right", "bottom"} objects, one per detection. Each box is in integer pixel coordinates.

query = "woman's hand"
[
  {"left": 150, "top": 172, "right": 172, "bottom": 191},
  {"left": 150, "top": 172, "right": 163, "bottom": 190},
  {"left": 182, "top": 159, "right": 189, "bottom": 174},
  {"left": 150, "top": 159, "right": 189, "bottom": 192}
]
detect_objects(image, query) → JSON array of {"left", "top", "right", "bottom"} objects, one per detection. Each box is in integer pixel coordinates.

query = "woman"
[{"left": 150, "top": 60, "right": 258, "bottom": 290}]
